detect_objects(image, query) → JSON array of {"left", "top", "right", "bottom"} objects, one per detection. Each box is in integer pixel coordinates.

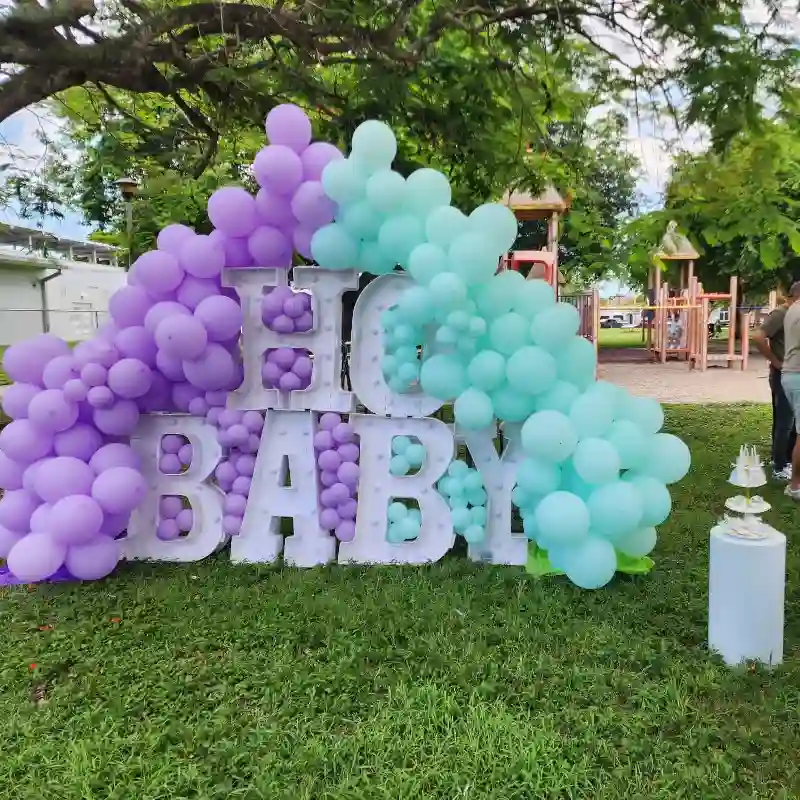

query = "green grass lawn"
[
  {"left": 598, "top": 327, "right": 647, "bottom": 349},
  {"left": 0, "top": 405, "right": 798, "bottom": 798}
]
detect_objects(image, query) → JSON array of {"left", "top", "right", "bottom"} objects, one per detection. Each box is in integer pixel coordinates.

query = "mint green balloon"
[
  {"left": 406, "top": 443, "right": 425, "bottom": 467},
  {"left": 506, "top": 346, "right": 557, "bottom": 395},
  {"left": 419, "top": 354, "right": 467, "bottom": 400},
  {"left": 557, "top": 336, "right": 597, "bottom": 389},
  {"left": 392, "top": 436, "right": 412, "bottom": 455},
  {"left": 572, "top": 437, "right": 620, "bottom": 485},
  {"left": 405, "top": 169, "right": 451, "bottom": 214},
  {"left": 521, "top": 410, "right": 578, "bottom": 462},
  {"left": 604, "top": 419, "right": 647, "bottom": 470},
  {"left": 448, "top": 460, "right": 469, "bottom": 479},
  {"left": 365, "top": 169, "right": 407, "bottom": 213},
  {"left": 489, "top": 312, "right": 530, "bottom": 356},
  {"left": 523, "top": 514, "right": 539, "bottom": 541},
  {"left": 351, "top": 120, "right": 397, "bottom": 167},
  {"left": 637, "top": 434, "right": 690, "bottom": 483},
  {"left": 468, "top": 317, "right": 486, "bottom": 337},
  {"left": 426, "top": 206, "right": 469, "bottom": 249},
  {"left": 512, "top": 484, "right": 533, "bottom": 509},
  {"left": 536, "top": 381, "right": 579, "bottom": 413},
  {"left": 490, "top": 384, "right": 535, "bottom": 422},
  {"left": 619, "top": 395, "right": 664, "bottom": 434},
  {"left": 469, "top": 203, "right": 519, "bottom": 254},
  {"left": 616, "top": 526, "right": 657, "bottom": 558},
  {"left": 310, "top": 223, "right": 359, "bottom": 270},
  {"left": 388, "top": 501, "right": 408, "bottom": 522},
  {"left": 569, "top": 388, "right": 614, "bottom": 439},
  {"left": 471, "top": 505, "right": 487, "bottom": 526},
  {"left": 451, "top": 506, "right": 472, "bottom": 533},
  {"left": 454, "top": 388, "right": 494, "bottom": 430},
  {"left": 516, "top": 456, "right": 561, "bottom": 495},
  {"left": 397, "top": 361, "right": 419, "bottom": 383},
  {"left": 560, "top": 462, "right": 594, "bottom": 500},
  {"left": 623, "top": 473, "right": 671, "bottom": 526},
  {"left": 467, "top": 350, "right": 506, "bottom": 391},
  {"left": 321, "top": 158, "right": 365, "bottom": 205},
  {"left": 535, "top": 491, "right": 590, "bottom": 548},
  {"left": 407, "top": 243, "right": 447, "bottom": 285},
  {"left": 359, "top": 240, "right": 396, "bottom": 275},
  {"left": 587, "top": 481, "right": 643, "bottom": 541},
  {"left": 474, "top": 271, "right": 523, "bottom": 320},
  {"left": 511, "top": 279, "right": 555, "bottom": 317},
  {"left": 448, "top": 233, "right": 499, "bottom": 285},
  {"left": 386, "top": 522, "right": 406, "bottom": 543},
  {"left": 340, "top": 201, "right": 383, "bottom": 240},
  {"left": 463, "top": 524, "right": 485, "bottom": 543},
  {"left": 429, "top": 272, "right": 468, "bottom": 310},
  {"left": 397, "top": 285, "right": 435, "bottom": 325},
  {"left": 390, "top": 454, "right": 411, "bottom": 476},
  {"left": 562, "top": 536, "right": 617, "bottom": 589},
  {"left": 531, "top": 303, "right": 581, "bottom": 351},
  {"left": 378, "top": 215, "right": 425, "bottom": 267},
  {"left": 463, "top": 470, "right": 483, "bottom": 491}
]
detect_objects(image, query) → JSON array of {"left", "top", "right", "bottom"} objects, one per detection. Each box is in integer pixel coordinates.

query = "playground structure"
[{"left": 646, "top": 222, "right": 750, "bottom": 371}]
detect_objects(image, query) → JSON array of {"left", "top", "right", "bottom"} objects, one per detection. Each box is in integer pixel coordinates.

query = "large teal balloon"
[
  {"left": 516, "top": 456, "right": 561, "bottom": 495},
  {"left": 469, "top": 203, "right": 519, "bottom": 254},
  {"left": 506, "top": 346, "right": 557, "bottom": 395},
  {"left": 454, "top": 388, "right": 494, "bottom": 430},
  {"left": 535, "top": 491, "right": 590, "bottom": 548},
  {"left": 489, "top": 312, "right": 530, "bottom": 356},
  {"left": 569, "top": 388, "right": 614, "bottom": 439},
  {"left": 358, "top": 240, "right": 396, "bottom": 275},
  {"left": 511, "top": 279, "right": 556, "bottom": 318},
  {"left": 378, "top": 215, "right": 425, "bottom": 267},
  {"left": 587, "top": 480, "right": 643, "bottom": 541},
  {"left": 572, "top": 437, "right": 620, "bottom": 485},
  {"left": 429, "top": 272, "right": 468, "bottom": 310},
  {"left": 405, "top": 169, "right": 451, "bottom": 214},
  {"left": 491, "top": 384, "right": 536, "bottom": 422},
  {"left": 620, "top": 395, "right": 664, "bottom": 434},
  {"left": 419, "top": 354, "right": 467, "bottom": 400},
  {"left": 351, "top": 120, "right": 397, "bottom": 167},
  {"left": 557, "top": 336, "right": 597, "bottom": 390},
  {"left": 604, "top": 419, "right": 647, "bottom": 470},
  {"left": 616, "top": 526, "right": 657, "bottom": 557},
  {"left": 408, "top": 243, "right": 447, "bottom": 285},
  {"left": 321, "top": 158, "right": 365, "bottom": 205},
  {"left": 467, "top": 350, "right": 506, "bottom": 392},
  {"left": 562, "top": 536, "right": 617, "bottom": 589},
  {"left": 520, "top": 410, "right": 578, "bottom": 462},
  {"left": 472, "top": 271, "right": 521, "bottom": 320},
  {"left": 623, "top": 473, "right": 672, "bottom": 526},
  {"left": 340, "top": 201, "right": 383, "bottom": 240},
  {"left": 530, "top": 303, "right": 581, "bottom": 351},
  {"left": 448, "top": 234, "right": 499, "bottom": 286},
  {"left": 536, "top": 381, "right": 579, "bottom": 414},
  {"left": 365, "top": 169, "right": 407, "bottom": 213},
  {"left": 637, "top": 433, "right": 691, "bottom": 484},
  {"left": 426, "top": 206, "right": 469, "bottom": 250},
  {"left": 560, "top": 462, "right": 594, "bottom": 500},
  {"left": 310, "top": 223, "right": 359, "bottom": 270},
  {"left": 397, "top": 285, "right": 435, "bottom": 326}
]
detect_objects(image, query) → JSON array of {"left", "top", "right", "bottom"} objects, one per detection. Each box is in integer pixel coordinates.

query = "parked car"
[{"left": 600, "top": 318, "right": 623, "bottom": 328}]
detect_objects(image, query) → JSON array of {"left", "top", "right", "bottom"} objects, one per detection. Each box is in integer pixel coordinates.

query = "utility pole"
[{"left": 114, "top": 176, "right": 139, "bottom": 269}]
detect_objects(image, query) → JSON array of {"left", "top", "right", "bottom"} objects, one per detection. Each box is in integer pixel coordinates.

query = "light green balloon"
[
  {"left": 365, "top": 169, "right": 407, "bottom": 213},
  {"left": 516, "top": 456, "right": 561, "bottom": 495},
  {"left": 616, "top": 526, "right": 657, "bottom": 558},
  {"left": 429, "top": 272, "right": 468, "bottom": 310},
  {"left": 506, "top": 346, "right": 557, "bottom": 395},
  {"left": 467, "top": 350, "right": 506, "bottom": 392},
  {"left": 604, "top": 419, "right": 647, "bottom": 470},
  {"left": 468, "top": 203, "right": 519, "bottom": 254},
  {"left": 511, "top": 279, "right": 555, "bottom": 317},
  {"left": 405, "top": 169, "right": 451, "bottom": 214},
  {"left": 463, "top": 524, "right": 486, "bottom": 543},
  {"left": 396, "top": 285, "right": 435, "bottom": 326},
  {"left": 378, "top": 214, "right": 425, "bottom": 267},
  {"left": 587, "top": 481, "right": 643, "bottom": 541},
  {"left": 491, "top": 384, "right": 536, "bottom": 422},
  {"left": 520, "top": 410, "right": 578, "bottom": 462},
  {"left": 407, "top": 243, "right": 447, "bottom": 285},
  {"left": 557, "top": 336, "right": 597, "bottom": 389},
  {"left": 571, "top": 437, "right": 620, "bottom": 485},
  {"left": 388, "top": 501, "right": 408, "bottom": 522},
  {"left": 340, "top": 201, "right": 383, "bottom": 240},
  {"left": 535, "top": 491, "right": 590, "bottom": 548},
  {"left": 358, "top": 240, "right": 396, "bottom": 275},
  {"left": 419, "top": 353, "right": 467, "bottom": 400},
  {"left": 310, "top": 223, "right": 359, "bottom": 270},
  {"left": 489, "top": 312, "right": 530, "bottom": 356},
  {"left": 451, "top": 506, "right": 472, "bottom": 533},
  {"left": 536, "top": 381, "right": 579, "bottom": 413},
  {"left": 474, "top": 271, "right": 524, "bottom": 320},
  {"left": 448, "top": 233, "right": 499, "bottom": 286},
  {"left": 530, "top": 303, "right": 581, "bottom": 351},
  {"left": 321, "top": 158, "right": 366, "bottom": 205},
  {"left": 448, "top": 460, "right": 469, "bottom": 478},
  {"left": 425, "top": 206, "right": 469, "bottom": 249},
  {"left": 454, "top": 388, "right": 495, "bottom": 430},
  {"left": 638, "top": 434, "right": 690, "bottom": 484},
  {"left": 619, "top": 395, "right": 664, "bottom": 434},
  {"left": 390, "top": 454, "right": 411, "bottom": 476},
  {"left": 569, "top": 388, "right": 614, "bottom": 439},
  {"left": 562, "top": 536, "right": 617, "bottom": 590},
  {"left": 623, "top": 473, "right": 672, "bottom": 526},
  {"left": 406, "top": 443, "right": 426, "bottom": 467},
  {"left": 351, "top": 120, "right": 397, "bottom": 167}
]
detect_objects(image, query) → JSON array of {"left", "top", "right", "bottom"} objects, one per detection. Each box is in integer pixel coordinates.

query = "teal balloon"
[
  {"left": 620, "top": 395, "right": 664, "bottom": 434},
  {"left": 474, "top": 271, "right": 523, "bottom": 320},
  {"left": 365, "top": 169, "right": 407, "bottom": 213},
  {"left": 587, "top": 480, "right": 643, "bottom": 541},
  {"left": 408, "top": 508, "right": 422, "bottom": 526},
  {"left": 560, "top": 462, "right": 594, "bottom": 500},
  {"left": 572, "top": 438, "right": 620, "bottom": 485},
  {"left": 390, "top": 455, "right": 411, "bottom": 476},
  {"left": 471, "top": 506, "right": 487, "bottom": 526},
  {"left": 405, "top": 169, "right": 451, "bottom": 214},
  {"left": 623, "top": 474, "right": 671, "bottom": 526},
  {"left": 557, "top": 336, "right": 597, "bottom": 389},
  {"left": 466, "top": 488, "right": 487, "bottom": 506},
  {"left": 448, "top": 460, "right": 469, "bottom": 478},
  {"left": 321, "top": 158, "right": 365, "bottom": 205},
  {"left": 449, "top": 494, "right": 469, "bottom": 510},
  {"left": 463, "top": 470, "right": 483, "bottom": 491},
  {"left": 429, "top": 272, "right": 468, "bottom": 310},
  {"left": 426, "top": 206, "right": 469, "bottom": 250},
  {"left": 521, "top": 410, "right": 578, "bottom": 462},
  {"left": 511, "top": 279, "right": 556, "bottom": 318},
  {"left": 511, "top": 484, "right": 533, "bottom": 509},
  {"left": 517, "top": 456, "right": 561, "bottom": 495},
  {"left": 395, "top": 345, "right": 419, "bottom": 363},
  {"left": 378, "top": 215, "right": 425, "bottom": 267},
  {"left": 419, "top": 354, "right": 467, "bottom": 400},
  {"left": 438, "top": 476, "right": 456, "bottom": 496},
  {"left": 506, "top": 346, "right": 557, "bottom": 395},
  {"left": 398, "top": 516, "right": 421, "bottom": 540},
  {"left": 340, "top": 201, "right": 383, "bottom": 240},
  {"left": 447, "top": 310, "right": 471, "bottom": 331},
  {"left": 388, "top": 501, "right": 408, "bottom": 522},
  {"left": 536, "top": 381, "right": 579, "bottom": 414},
  {"left": 392, "top": 324, "right": 416, "bottom": 345},
  {"left": 605, "top": 419, "right": 647, "bottom": 470},
  {"left": 454, "top": 388, "right": 494, "bottom": 430},
  {"left": 406, "top": 443, "right": 426, "bottom": 467},
  {"left": 408, "top": 243, "right": 447, "bottom": 285},
  {"left": 451, "top": 506, "right": 472, "bottom": 533},
  {"left": 616, "top": 526, "right": 657, "bottom": 558},
  {"left": 310, "top": 223, "right": 359, "bottom": 270},
  {"left": 448, "top": 233, "right": 499, "bottom": 285},
  {"left": 530, "top": 303, "right": 581, "bottom": 351},
  {"left": 436, "top": 326, "right": 458, "bottom": 346},
  {"left": 563, "top": 536, "right": 617, "bottom": 589},
  {"left": 467, "top": 350, "right": 506, "bottom": 392},
  {"left": 491, "top": 384, "right": 535, "bottom": 422},
  {"left": 468, "top": 317, "right": 487, "bottom": 337},
  {"left": 469, "top": 203, "right": 519, "bottom": 254},
  {"left": 351, "top": 120, "right": 397, "bottom": 167},
  {"left": 535, "top": 491, "right": 590, "bottom": 547},
  {"left": 386, "top": 522, "right": 406, "bottom": 543},
  {"left": 392, "top": 436, "right": 412, "bottom": 455},
  {"left": 489, "top": 312, "right": 530, "bottom": 355},
  {"left": 358, "top": 240, "right": 396, "bottom": 275},
  {"left": 522, "top": 514, "right": 539, "bottom": 541},
  {"left": 381, "top": 354, "right": 398, "bottom": 376},
  {"left": 637, "top": 433, "right": 690, "bottom": 484},
  {"left": 545, "top": 543, "right": 570, "bottom": 570},
  {"left": 569, "top": 389, "right": 614, "bottom": 439},
  {"left": 463, "top": 524, "right": 485, "bottom": 543},
  {"left": 388, "top": 376, "right": 410, "bottom": 393}
]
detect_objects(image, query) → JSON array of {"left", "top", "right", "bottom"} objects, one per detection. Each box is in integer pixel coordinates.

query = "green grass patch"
[
  {"left": 598, "top": 327, "right": 647, "bottom": 349},
  {"left": 0, "top": 405, "right": 797, "bottom": 798}
]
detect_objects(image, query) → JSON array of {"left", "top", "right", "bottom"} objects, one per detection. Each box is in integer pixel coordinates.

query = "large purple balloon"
[
  {"left": 29, "top": 502, "right": 52, "bottom": 532},
  {"left": 155, "top": 350, "right": 185, "bottom": 382},
  {"left": 50, "top": 495, "right": 104, "bottom": 545},
  {"left": 115, "top": 326, "right": 157, "bottom": 366},
  {"left": 253, "top": 145, "right": 304, "bottom": 195},
  {"left": 293, "top": 226, "right": 314, "bottom": 260},
  {"left": 90, "top": 442, "right": 140, "bottom": 473},
  {"left": 109, "top": 285, "right": 153, "bottom": 328},
  {"left": 54, "top": 423, "right": 103, "bottom": 461},
  {"left": 65, "top": 536, "right": 120, "bottom": 580},
  {"left": 255, "top": 187, "right": 296, "bottom": 228},
  {"left": 0, "top": 451, "right": 24, "bottom": 490},
  {"left": 291, "top": 181, "right": 336, "bottom": 227},
  {"left": 42, "top": 355, "right": 78, "bottom": 389},
  {"left": 0, "top": 489, "right": 39, "bottom": 532},
  {"left": 155, "top": 315, "right": 208, "bottom": 360},
  {"left": 176, "top": 275, "right": 220, "bottom": 310},
  {"left": 179, "top": 234, "right": 225, "bottom": 279},
  {"left": 7, "top": 533, "right": 67, "bottom": 582},
  {"left": 208, "top": 186, "right": 259, "bottom": 238},
  {"left": 3, "top": 334, "right": 70, "bottom": 386},
  {"left": 144, "top": 301, "right": 191, "bottom": 335},
  {"left": 194, "top": 295, "right": 243, "bottom": 342},
  {"left": 0, "top": 419, "right": 53, "bottom": 463},
  {"left": 248, "top": 225, "right": 292, "bottom": 266},
  {"left": 301, "top": 142, "right": 344, "bottom": 181},
  {"left": 182, "top": 343, "right": 235, "bottom": 391},
  {"left": 34, "top": 457, "right": 95, "bottom": 503},
  {"left": 93, "top": 400, "right": 140, "bottom": 436},
  {"left": 265, "top": 104, "right": 312, "bottom": 153},
  {"left": 209, "top": 230, "right": 253, "bottom": 268},
  {"left": 1, "top": 382, "right": 40, "bottom": 419},
  {"left": 91, "top": 466, "right": 147, "bottom": 514},
  {"left": 0, "top": 524, "right": 23, "bottom": 558},
  {"left": 157, "top": 224, "right": 195, "bottom": 255},
  {"left": 107, "top": 358, "right": 153, "bottom": 399},
  {"left": 130, "top": 250, "right": 184, "bottom": 295}
]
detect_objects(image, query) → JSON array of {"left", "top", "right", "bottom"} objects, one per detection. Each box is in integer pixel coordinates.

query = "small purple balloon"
[
  {"left": 301, "top": 142, "right": 344, "bottom": 181},
  {"left": 109, "top": 285, "right": 154, "bottom": 328},
  {"left": 329, "top": 482, "right": 351, "bottom": 504},
  {"left": 157, "top": 518, "right": 181, "bottom": 541},
  {"left": 0, "top": 451, "right": 24, "bottom": 491},
  {"left": 242, "top": 411, "right": 264, "bottom": 433},
  {"left": 172, "top": 382, "right": 203, "bottom": 412},
  {"left": 160, "top": 453, "right": 182, "bottom": 474},
  {"left": 255, "top": 187, "right": 296, "bottom": 228},
  {"left": 188, "top": 397, "right": 209, "bottom": 416},
  {"left": 292, "top": 356, "right": 313, "bottom": 380},
  {"left": 87, "top": 385, "right": 115, "bottom": 409},
  {"left": 81, "top": 362, "right": 108, "bottom": 388},
  {"left": 0, "top": 488, "right": 40, "bottom": 532},
  {"left": 318, "top": 449, "right": 342, "bottom": 472},
  {"left": 338, "top": 498, "right": 358, "bottom": 520},
  {"left": 271, "top": 348, "right": 298, "bottom": 370},
  {"left": 337, "top": 461, "right": 360, "bottom": 487},
  {"left": 332, "top": 422, "right": 355, "bottom": 444},
  {"left": 62, "top": 379, "right": 88, "bottom": 403},
  {"left": 115, "top": 326, "right": 158, "bottom": 366},
  {"left": 144, "top": 301, "right": 191, "bottom": 335},
  {"left": 293, "top": 226, "right": 314, "bottom": 260},
  {"left": 160, "top": 495, "right": 183, "bottom": 519},
  {"left": 93, "top": 400, "right": 140, "bottom": 436},
  {"left": 319, "top": 508, "right": 340, "bottom": 530},
  {"left": 42, "top": 355, "right": 78, "bottom": 389},
  {"left": 319, "top": 412, "right": 341, "bottom": 431},
  {"left": 253, "top": 145, "right": 303, "bottom": 194},
  {"left": 107, "top": 358, "right": 153, "bottom": 400},
  {"left": 319, "top": 470, "right": 338, "bottom": 488},
  {"left": 228, "top": 424, "right": 249, "bottom": 446},
  {"left": 176, "top": 507, "right": 194, "bottom": 532},
  {"left": 224, "top": 494, "right": 247, "bottom": 516},
  {"left": 130, "top": 250, "right": 184, "bottom": 295},
  {"left": 215, "top": 461, "right": 237, "bottom": 485},
  {"left": 335, "top": 520, "right": 356, "bottom": 542},
  {"left": 0, "top": 524, "right": 23, "bottom": 558},
  {"left": 157, "top": 223, "right": 196, "bottom": 255},
  {"left": 232, "top": 476, "right": 252, "bottom": 495},
  {"left": 194, "top": 295, "right": 243, "bottom": 343},
  {"left": 90, "top": 443, "right": 141, "bottom": 473},
  {"left": 155, "top": 350, "right": 185, "bottom": 382},
  {"left": 179, "top": 234, "right": 226, "bottom": 279},
  {"left": 209, "top": 230, "right": 253, "bottom": 268},
  {"left": 314, "top": 430, "right": 334, "bottom": 451},
  {"left": 279, "top": 372, "right": 302, "bottom": 391},
  {"left": 265, "top": 104, "right": 312, "bottom": 152},
  {"left": 176, "top": 275, "right": 220, "bottom": 310},
  {"left": 222, "top": 515, "right": 242, "bottom": 535},
  {"left": 270, "top": 314, "right": 295, "bottom": 334},
  {"left": 161, "top": 434, "right": 185, "bottom": 454},
  {"left": 291, "top": 181, "right": 336, "bottom": 227},
  {"left": 248, "top": 225, "right": 292, "bottom": 267},
  {"left": 338, "top": 443, "right": 360, "bottom": 463}
]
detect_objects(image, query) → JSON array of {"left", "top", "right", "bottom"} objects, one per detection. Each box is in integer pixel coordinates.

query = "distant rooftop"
[{"left": 0, "top": 223, "right": 118, "bottom": 267}]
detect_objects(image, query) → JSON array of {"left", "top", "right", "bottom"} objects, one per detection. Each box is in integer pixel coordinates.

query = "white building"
[{"left": 0, "top": 224, "right": 125, "bottom": 346}]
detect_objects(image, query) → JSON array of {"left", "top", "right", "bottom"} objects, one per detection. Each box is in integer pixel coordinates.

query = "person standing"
[
  {"left": 754, "top": 289, "right": 797, "bottom": 480},
  {"left": 780, "top": 282, "right": 800, "bottom": 497}
]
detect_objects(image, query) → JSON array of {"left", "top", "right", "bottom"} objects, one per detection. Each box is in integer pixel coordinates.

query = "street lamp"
[{"left": 114, "top": 176, "right": 139, "bottom": 269}]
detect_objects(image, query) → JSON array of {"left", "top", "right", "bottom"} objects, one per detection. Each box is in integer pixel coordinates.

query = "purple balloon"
[
  {"left": 218, "top": 409, "right": 242, "bottom": 428},
  {"left": 155, "top": 350, "right": 185, "bottom": 382},
  {"left": 81, "top": 340, "right": 119, "bottom": 369},
  {"left": 301, "top": 142, "right": 344, "bottom": 181},
  {"left": 222, "top": 515, "right": 242, "bottom": 535},
  {"left": 80, "top": 363, "right": 107, "bottom": 388},
  {"left": 319, "top": 470, "right": 338, "bottom": 488},
  {"left": 209, "top": 230, "right": 253, "bottom": 268},
  {"left": 131, "top": 250, "right": 184, "bottom": 295},
  {"left": 208, "top": 186, "right": 259, "bottom": 238},
  {"left": 253, "top": 145, "right": 303, "bottom": 194},
  {"left": 206, "top": 406, "right": 222, "bottom": 426},
  {"left": 159, "top": 453, "right": 182, "bottom": 474},
  {"left": 329, "top": 482, "right": 351, "bottom": 504},
  {"left": 7, "top": 533, "right": 66, "bottom": 582},
  {"left": 155, "top": 315, "right": 208, "bottom": 361},
  {"left": 338, "top": 443, "right": 360, "bottom": 463},
  {"left": 100, "top": 512, "right": 130, "bottom": 538},
  {"left": 23, "top": 459, "right": 46, "bottom": 496},
  {"left": 319, "top": 488, "right": 338, "bottom": 509},
  {"left": 335, "top": 520, "right": 356, "bottom": 542},
  {"left": 157, "top": 224, "right": 196, "bottom": 255},
  {"left": 234, "top": 454, "right": 256, "bottom": 477},
  {"left": 50, "top": 495, "right": 104, "bottom": 545},
  {"left": 232, "top": 476, "right": 252, "bottom": 495},
  {"left": 265, "top": 104, "right": 312, "bottom": 152},
  {"left": 139, "top": 371, "right": 172, "bottom": 413},
  {"left": 292, "top": 226, "right": 314, "bottom": 260},
  {"left": 3, "top": 334, "right": 70, "bottom": 386},
  {"left": 291, "top": 181, "right": 336, "bottom": 227},
  {"left": 115, "top": 326, "right": 158, "bottom": 366},
  {"left": 0, "top": 489, "right": 40, "bottom": 532},
  {"left": 248, "top": 225, "right": 292, "bottom": 267},
  {"left": 176, "top": 443, "right": 192, "bottom": 466},
  {"left": 54, "top": 423, "right": 103, "bottom": 460},
  {"left": 281, "top": 295, "right": 305, "bottom": 319},
  {"left": 261, "top": 361, "right": 282, "bottom": 388},
  {"left": 338, "top": 498, "right": 358, "bottom": 520},
  {"left": 179, "top": 234, "right": 226, "bottom": 279},
  {"left": 245, "top": 433, "right": 261, "bottom": 453},
  {"left": 279, "top": 372, "right": 302, "bottom": 391},
  {"left": 176, "top": 508, "right": 194, "bottom": 532},
  {"left": 29, "top": 501, "right": 53, "bottom": 533},
  {"left": 144, "top": 301, "right": 191, "bottom": 335},
  {"left": 333, "top": 422, "right": 355, "bottom": 444},
  {"left": 318, "top": 449, "right": 342, "bottom": 472},
  {"left": 2, "top": 382, "right": 40, "bottom": 419},
  {"left": 34, "top": 457, "right": 95, "bottom": 503},
  {"left": 90, "top": 443, "right": 140, "bottom": 473},
  {"left": 314, "top": 430, "right": 334, "bottom": 451},
  {"left": 62, "top": 379, "right": 88, "bottom": 403},
  {"left": 215, "top": 461, "right": 237, "bottom": 486},
  {"left": 319, "top": 413, "right": 341, "bottom": 431},
  {"left": 337, "top": 461, "right": 360, "bottom": 487},
  {"left": 206, "top": 390, "right": 229, "bottom": 408},
  {"left": 87, "top": 385, "right": 114, "bottom": 409},
  {"left": 224, "top": 493, "right": 247, "bottom": 516},
  {"left": 157, "top": 518, "right": 181, "bottom": 541},
  {"left": 160, "top": 495, "right": 183, "bottom": 519},
  {"left": 255, "top": 187, "right": 296, "bottom": 228},
  {"left": 182, "top": 344, "right": 235, "bottom": 391},
  {"left": 0, "top": 524, "right": 23, "bottom": 558},
  {"left": 96, "top": 321, "right": 120, "bottom": 342},
  {"left": 107, "top": 358, "right": 153, "bottom": 399},
  {"left": 188, "top": 396, "right": 208, "bottom": 416},
  {"left": 0, "top": 451, "right": 24, "bottom": 491},
  {"left": 228, "top": 424, "right": 248, "bottom": 445},
  {"left": 0, "top": 419, "right": 53, "bottom": 463},
  {"left": 65, "top": 536, "right": 120, "bottom": 580},
  {"left": 292, "top": 356, "right": 313, "bottom": 380},
  {"left": 272, "top": 348, "right": 298, "bottom": 370},
  {"left": 176, "top": 275, "right": 220, "bottom": 310},
  {"left": 93, "top": 400, "right": 140, "bottom": 436},
  {"left": 270, "top": 314, "right": 295, "bottom": 334},
  {"left": 194, "top": 295, "right": 243, "bottom": 342},
  {"left": 109, "top": 285, "right": 154, "bottom": 328},
  {"left": 91, "top": 466, "right": 146, "bottom": 514},
  {"left": 42, "top": 355, "right": 78, "bottom": 389},
  {"left": 27, "top": 390, "right": 77, "bottom": 434},
  {"left": 242, "top": 411, "right": 264, "bottom": 433},
  {"left": 320, "top": 508, "right": 340, "bottom": 530}
]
